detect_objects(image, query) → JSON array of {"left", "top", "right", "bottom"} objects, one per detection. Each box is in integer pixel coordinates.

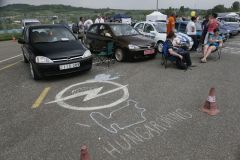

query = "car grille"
[{"left": 52, "top": 55, "right": 83, "bottom": 62}]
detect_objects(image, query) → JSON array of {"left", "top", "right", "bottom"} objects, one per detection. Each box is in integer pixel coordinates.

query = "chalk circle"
[{"left": 55, "top": 80, "right": 129, "bottom": 111}]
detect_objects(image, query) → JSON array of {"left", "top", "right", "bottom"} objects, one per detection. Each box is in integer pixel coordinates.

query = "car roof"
[
  {"left": 22, "top": 19, "right": 40, "bottom": 23},
  {"left": 26, "top": 24, "right": 68, "bottom": 29},
  {"left": 92, "top": 23, "right": 129, "bottom": 26},
  {"left": 136, "top": 21, "right": 166, "bottom": 24}
]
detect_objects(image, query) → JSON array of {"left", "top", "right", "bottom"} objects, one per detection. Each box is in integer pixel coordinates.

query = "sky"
[{"left": 0, "top": 0, "right": 238, "bottom": 9}]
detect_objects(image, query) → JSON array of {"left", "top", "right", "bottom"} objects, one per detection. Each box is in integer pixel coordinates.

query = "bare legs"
[{"left": 201, "top": 45, "right": 216, "bottom": 63}]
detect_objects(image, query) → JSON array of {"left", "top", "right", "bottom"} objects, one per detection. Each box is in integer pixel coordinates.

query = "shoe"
[
  {"left": 189, "top": 64, "right": 197, "bottom": 67},
  {"left": 201, "top": 58, "right": 207, "bottom": 63}
]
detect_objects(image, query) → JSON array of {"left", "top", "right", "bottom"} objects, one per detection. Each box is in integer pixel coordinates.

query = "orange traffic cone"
[
  {"left": 201, "top": 87, "right": 220, "bottom": 116},
  {"left": 80, "top": 145, "right": 90, "bottom": 160}
]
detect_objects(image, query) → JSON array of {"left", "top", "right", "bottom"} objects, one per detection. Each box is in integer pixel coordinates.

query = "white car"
[
  {"left": 22, "top": 19, "right": 41, "bottom": 29},
  {"left": 134, "top": 21, "right": 193, "bottom": 52}
]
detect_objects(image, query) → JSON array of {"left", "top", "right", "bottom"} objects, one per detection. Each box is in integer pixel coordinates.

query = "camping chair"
[
  {"left": 93, "top": 41, "right": 115, "bottom": 67},
  {"left": 198, "top": 43, "right": 223, "bottom": 60},
  {"left": 198, "top": 32, "right": 223, "bottom": 60},
  {"left": 161, "top": 41, "right": 177, "bottom": 68}
]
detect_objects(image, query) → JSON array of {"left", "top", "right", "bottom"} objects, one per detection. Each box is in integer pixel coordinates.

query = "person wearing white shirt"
[
  {"left": 186, "top": 17, "right": 198, "bottom": 51},
  {"left": 95, "top": 15, "right": 105, "bottom": 23},
  {"left": 84, "top": 19, "right": 93, "bottom": 30}
]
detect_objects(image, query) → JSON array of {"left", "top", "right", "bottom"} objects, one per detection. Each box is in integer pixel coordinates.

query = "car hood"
[
  {"left": 116, "top": 35, "right": 155, "bottom": 46},
  {"left": 31, "top": 40, "right": 87, "bottom": 59}
]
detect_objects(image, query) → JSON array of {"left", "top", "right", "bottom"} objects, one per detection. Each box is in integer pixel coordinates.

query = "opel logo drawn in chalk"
[{"left": 46, "top": 80, "right": 129, "bottom": 111}]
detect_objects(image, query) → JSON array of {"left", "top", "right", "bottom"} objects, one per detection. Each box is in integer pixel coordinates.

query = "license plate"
[
  {"left": 144, "top": 49, "right": 155, "bottom": 55},
  {"left": 59, "top": 62, "right": 80, "bottom": 70}
]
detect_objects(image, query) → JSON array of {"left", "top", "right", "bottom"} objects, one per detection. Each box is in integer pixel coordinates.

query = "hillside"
[{"left": 0, "top": 4, "right": 152, "bottom": 24}]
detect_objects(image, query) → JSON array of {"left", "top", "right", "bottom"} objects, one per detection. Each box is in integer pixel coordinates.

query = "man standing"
[
  {"left": 78, "top": 17, "right": 85, "bottom": 40},
  {"left": 186, "top": 16, "right": 198, "bottom": 51},
  {"left": 167, "top": 12, "right": 176, "bottom": 34},
  {"left": 95, "top": 15, "right": 104, "bottom": 23},
  {"left": 200, "top": 15, "right": 209, "bottom": 45}
]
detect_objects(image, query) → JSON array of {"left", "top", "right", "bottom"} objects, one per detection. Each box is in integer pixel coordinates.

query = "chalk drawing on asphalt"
[
  {"left": 46, "top": 80, "right": 129, "bottom": 111},
  {"left": 90, "top": 100, "right": 146, "bottom": 133}
]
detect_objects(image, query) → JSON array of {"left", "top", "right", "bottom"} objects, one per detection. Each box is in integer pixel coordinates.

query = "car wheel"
[
  {"left": 30, "top": 62, "right": 41, "bottom": 80},
  {"left": 115, "top": 48, "right": 125, "bottom": 62},
  {"left": 157, "top": 41, "right": 164, "bottom": 53}
]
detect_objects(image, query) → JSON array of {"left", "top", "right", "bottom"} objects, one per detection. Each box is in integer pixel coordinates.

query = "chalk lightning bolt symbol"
[{"left": 46, "top": 85, "right": 128, "bottom": 104}]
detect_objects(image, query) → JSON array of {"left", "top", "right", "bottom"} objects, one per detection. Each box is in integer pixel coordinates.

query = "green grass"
[{"left": 0, "top": 33, "right": 22, "bottom": 41}]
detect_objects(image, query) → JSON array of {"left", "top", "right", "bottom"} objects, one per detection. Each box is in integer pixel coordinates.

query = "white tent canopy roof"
[{"left": 146, "top": 11, "right": 167, "bottom": 21}]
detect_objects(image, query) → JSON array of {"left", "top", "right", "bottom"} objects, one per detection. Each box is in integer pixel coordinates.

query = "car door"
[
  {"left": 85, "top": 24, "right": 99, "bottom": 51},
  {"left": 96, "top": 24, "right": 114, "bottom": 52},
  {"left": 134, "top": 22, "right": 144, "bottom": 34},
  {"left": 143, "top": 23, "right": 155, "bottom": 39},
  {"left": 22, "top": 28, "right": 31, "bottom": 61}
]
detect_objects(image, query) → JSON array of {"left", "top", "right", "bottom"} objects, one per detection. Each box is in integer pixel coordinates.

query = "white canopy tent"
[{"left": 146, "top": 11, "right": 167, "bottom": 22}]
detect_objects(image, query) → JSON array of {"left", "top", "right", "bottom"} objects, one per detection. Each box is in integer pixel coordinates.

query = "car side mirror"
[{"left": 18, "top": 38, "right": 25, "bottom": 44}]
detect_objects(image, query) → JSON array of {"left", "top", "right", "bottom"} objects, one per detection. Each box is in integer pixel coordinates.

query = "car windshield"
[
  {"left": 153, "top": 23, "right": 167, "bottom": 33},
  {"left": 30, "top": 27, "right": 76, "bottom": 43},
  {"left": 110, "top": 24, "right": 139, "bottom": 36}
]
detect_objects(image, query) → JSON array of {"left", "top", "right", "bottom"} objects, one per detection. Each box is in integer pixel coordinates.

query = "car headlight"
[
  {"left": 82, "top": 50, "right": 92, "bottom": 58},
  {"left": 128, "top": 44, "right": 140, "bottom": 50},
  {"left": 35, "top": 56, "right": 53, "bottom": 63}
]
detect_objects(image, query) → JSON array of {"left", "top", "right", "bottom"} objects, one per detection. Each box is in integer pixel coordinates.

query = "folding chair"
[
  {"left": 161, "top": 41, "right": 177, "bottom": 68},
  {"left": 94, "top": 41, "right": 115, "bottom": 67},
  {"left": 199, "top": 43, "right": 223, "bottom": 60},
  {"left": 199, "top": 32, "right": 223, "bottom": 61},
  {"left": 212, "top": 46, "right": 222, "bottom": 60}
]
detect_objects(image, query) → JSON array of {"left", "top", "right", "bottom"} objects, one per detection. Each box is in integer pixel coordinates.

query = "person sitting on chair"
[
  {"left": 165, "top": 31, "right": 192, "bottom": 69},
  {"left": 201, "top": 28, "right": 223, "bottom": 63}
]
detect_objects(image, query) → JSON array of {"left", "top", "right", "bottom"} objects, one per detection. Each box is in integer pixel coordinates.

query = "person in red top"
[
  {"left": 167, "top": 12, "right": 176, "bottom": 34},
  {"left": 204, "top": 13, "right": 219, "bottom": 44}
]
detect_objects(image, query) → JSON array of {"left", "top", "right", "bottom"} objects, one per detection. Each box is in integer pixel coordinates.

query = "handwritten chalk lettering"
[
  {"left": 103, "top": 141, "right": 122, "bottom": 158},
  {"left": 149, "top": 121, "right": 168, "bottom": 132},
  {"left": 123, "top": 130, "right": 144, "bottom": 144},
  {"left": 134, "top": 127, "right": 152, "bottom": 140},
  {"left": 144, "top": 124, "right": 161, "bottom": 136},
  {"left": 168, "top": 112, "right": 186, "bottom": 120},
  {"left": 176, "top": 109, "right": 193, "bottom": 119},
  {"left": 155, "top": 117, "right": 173, "bottom": 128},
  {"left": 102, "top": 109, "right": 193, "bottom": 158},
  {"left": 115, "top": 135, "right": 132, "bottom": 151}
]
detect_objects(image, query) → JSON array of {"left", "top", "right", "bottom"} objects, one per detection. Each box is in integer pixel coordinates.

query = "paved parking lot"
[{"left": 1, "top": 36, "right": 240, "bottom": 160}]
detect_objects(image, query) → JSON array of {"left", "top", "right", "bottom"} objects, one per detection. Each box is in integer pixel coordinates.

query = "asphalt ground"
[{"left": 0, "top": 36, "right": 240, "bottom": 160}]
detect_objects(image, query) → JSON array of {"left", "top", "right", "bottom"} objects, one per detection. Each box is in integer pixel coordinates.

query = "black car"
[
  {"left": 18, "top": 24, "right": 92, "bottom": 80},
  {"left": 85, "top": 23, "right": 156, "bottom": 62}
]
